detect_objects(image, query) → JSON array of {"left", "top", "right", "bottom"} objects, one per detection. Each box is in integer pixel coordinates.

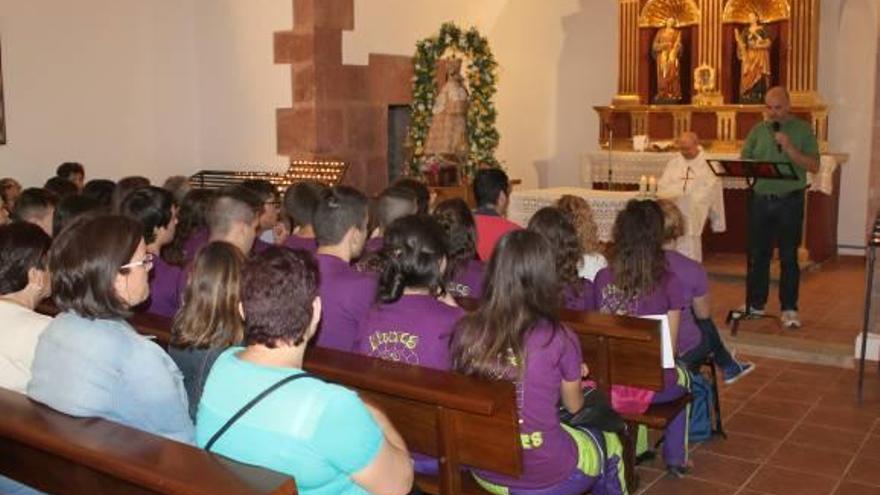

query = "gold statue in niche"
[
  {"left": 652, "top": 18, "right": 683, "bottom": 102},
  {"left": 735, "top": 12, "right": 772, "bottom": 103},
  {"left": 638, "top": 0, "right": 701, "bottom": 104}
]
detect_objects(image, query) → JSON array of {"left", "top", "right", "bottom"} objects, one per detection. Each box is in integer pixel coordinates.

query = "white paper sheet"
[{"left": 642, "top": 314, "right": 674, "bottom": 369}]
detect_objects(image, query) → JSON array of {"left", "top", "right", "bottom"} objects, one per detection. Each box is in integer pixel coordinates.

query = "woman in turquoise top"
[
  {"left": 197, "top": 246, "right": 414, "bottom": 495},
  {"left": 27, "top": 214, "right": 194, "bottom": 443}
]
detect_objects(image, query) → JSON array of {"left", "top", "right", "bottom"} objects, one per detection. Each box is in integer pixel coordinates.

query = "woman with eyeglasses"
[{"left": 27, "top": 214, "right": 194, "bottom": 443}]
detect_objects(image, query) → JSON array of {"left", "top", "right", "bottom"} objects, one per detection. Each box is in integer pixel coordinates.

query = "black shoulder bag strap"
[{"left": 205, "top": 371, "right": 322, "bottom": 452}]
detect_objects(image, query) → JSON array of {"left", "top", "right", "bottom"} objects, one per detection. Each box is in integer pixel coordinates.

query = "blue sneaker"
[{"left": 723, "top": 362, "right": 756, "bottom": 385}]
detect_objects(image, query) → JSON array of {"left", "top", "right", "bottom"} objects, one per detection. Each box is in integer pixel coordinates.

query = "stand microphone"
[
  {"left": 771, "top": 121, "right": 782, "bottom": 153},
  {"left": 607, "top": 123, "right": 614, "bottom": 191}
]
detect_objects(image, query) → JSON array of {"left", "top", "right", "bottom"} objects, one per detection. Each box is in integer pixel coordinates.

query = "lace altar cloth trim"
[{"left": 583, "top": 152, "right": 838, "bottom": 194}]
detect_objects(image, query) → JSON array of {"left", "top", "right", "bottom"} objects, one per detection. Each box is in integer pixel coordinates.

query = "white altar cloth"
[
  {"left": 583, "top": 151, "right": 839, "bottom": 194},
  {"left": 508, "top": 187, "right": 716, "bottom": 261}
]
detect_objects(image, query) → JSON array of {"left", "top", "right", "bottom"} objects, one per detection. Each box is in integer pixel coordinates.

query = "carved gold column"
[
  {"left": 694, "top": 0, "right": 724, "bottom": 105},
  {"left": 812, "top": 109, "right": 829, "bottom": 152},
  {"left": 631, "top": 111, "right": 649, "bottom": 136},
  {"left": 673, "top": 110, "right": 692, "bottom": 137},
  {"left": 788, "top": 0, "right": 821, "bottom": 105},
  {"left": 614, "top": 0, "right": 641, "bottom": 105},
  {"left": 716, "top": 111, "right": 738, "bottom": 151}
]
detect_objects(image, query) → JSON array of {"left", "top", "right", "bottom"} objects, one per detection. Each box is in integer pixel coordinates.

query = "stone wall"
[{"left": 274, "top": 0, "right": 412, "bottom": 195}]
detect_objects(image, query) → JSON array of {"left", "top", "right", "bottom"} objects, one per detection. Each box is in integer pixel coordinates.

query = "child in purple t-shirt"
[
  {"left": 433, "top": 198, "right": 485, "bottom": 299},
  {"left": 528, "top": 207, "right": 595, "bottom": 312},
  {"left": 312, "top": 186, "right": 377, "bottom": 351},
  {"left": 354, "top": 215, "right": 463, "bottom": 371},
  {"left": 367, "top": 185, "right": 418, "bottom": 254},
  {"left": 279, "top": 181, "right": 325, "bottom": 255},
  {"left": 658, "top": 200, "right": 754, "bottom": 383},
  {"left": 593, "top": 199, "right": 690, "bottom": 478},
  {"left": 451, "top": 230, "right": 626, "bottom": 495},
  {"left": 118, "top": 186, "right": 186, "bottom": 318}
]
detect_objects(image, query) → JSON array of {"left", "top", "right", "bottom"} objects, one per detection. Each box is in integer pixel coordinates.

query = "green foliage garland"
[{"left": 407, "top": 22, "right": 500, "bottom": 179}]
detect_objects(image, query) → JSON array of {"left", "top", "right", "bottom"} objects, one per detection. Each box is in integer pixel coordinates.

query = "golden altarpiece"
[{"left": 596, "top": 0, "right": 827, "bottom": 153}]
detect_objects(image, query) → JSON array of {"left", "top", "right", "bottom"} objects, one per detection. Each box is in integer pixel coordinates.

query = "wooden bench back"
[
  {"left": 0, "top": 387, "right": 296, "bottom": 495},
  {"left": 306, "top": 347, "right": 520, "bottom": 494},
  {"left": 559, "top": 308, "right": 665, "bottom": 393},
  {"left": 456, "top": 297, "right": 665, "bottom": 393}
]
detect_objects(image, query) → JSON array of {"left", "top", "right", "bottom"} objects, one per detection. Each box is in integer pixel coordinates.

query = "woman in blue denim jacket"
[{"left": 27, "top": 214, "right": 194, "bottom": 444}]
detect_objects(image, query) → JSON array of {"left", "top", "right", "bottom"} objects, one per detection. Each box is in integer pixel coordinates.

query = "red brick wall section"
[{"left": 275, "top": 0, "right": 413, "bottom": 195}]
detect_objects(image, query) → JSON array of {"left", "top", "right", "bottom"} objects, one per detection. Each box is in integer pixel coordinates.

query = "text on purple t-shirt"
[
  {"left": 353, "top": 294, "right": 463, "bottom": 371},
  {"left": 476, "top": 321, "right": 583, "bottom": 490},
  {"left": 592, "top": 267, "right": 686, "bottom": 317},
  {"left": 449, "top": 259, "right": 485, "bottom": 299}
]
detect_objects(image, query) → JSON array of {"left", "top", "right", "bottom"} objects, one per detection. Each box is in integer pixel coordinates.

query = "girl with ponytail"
[{"left": 353, "top": 214, "right": 463, "bottom": 371}]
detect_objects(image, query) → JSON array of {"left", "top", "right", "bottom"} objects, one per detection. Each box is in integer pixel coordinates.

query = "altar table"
[
  {"left": 580, "top": 151, "right": 844, "bottom": 263},
  {"left": 508, "top": 187, "right": 716, "bottom": 261}
]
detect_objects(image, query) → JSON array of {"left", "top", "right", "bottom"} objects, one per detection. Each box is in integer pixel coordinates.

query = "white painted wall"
[
  {"left": 346, "top": 0, "right": 618, "bottom": 189},
  {"left": 0, "top": 0, "right": 292, "bottom": 188},
  {"left": 818, "top": 0, "right": 879, "bottom": 249},
  {"left": 193, "top": 0, "right": 292, "bottom": 175},
  {"left": 0, "top": 0, "right": 200, "bottom": 187}
]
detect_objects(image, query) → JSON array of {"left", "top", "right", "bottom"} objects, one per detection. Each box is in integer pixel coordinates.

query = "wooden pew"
[
  {"left": 558, "top": 308, "right": 689, "bottom": 413},
  {"left": 125, "top": 313, "right": 520, "bottom": 495},
  {"left": 0, "top": 387, "right": 296, "bottom": 495}
]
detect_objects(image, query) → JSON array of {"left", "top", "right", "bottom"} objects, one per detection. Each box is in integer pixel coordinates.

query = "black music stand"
[{"left": 706, "top": 159, "right": 800, "bottom": 335}]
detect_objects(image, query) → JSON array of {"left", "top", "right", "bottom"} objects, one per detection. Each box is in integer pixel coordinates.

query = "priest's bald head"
[
  {"left": 676, "top": 132, "right": 700, "bottom": 160},
  {"left": 765, "top": 86, "right": 791, "bottom": 123}
]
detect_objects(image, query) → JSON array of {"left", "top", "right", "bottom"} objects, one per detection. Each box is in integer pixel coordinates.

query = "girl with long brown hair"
[
  {"left": 169, "top": 241, "right": 245, "bottom": 420},
  {"left": 527, "top": 207, "right": 594, "bottom": 311},
  {"left": 592, "top": 199, "right": 691, "bottom": 478},
  {"left": 556, "top": 194, "right": 607, "bottom": 281},
  {"left": 451, "top": 230, "right": 625, "bottom": 495}
]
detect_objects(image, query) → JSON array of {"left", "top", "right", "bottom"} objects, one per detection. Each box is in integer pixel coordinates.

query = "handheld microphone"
[{"left": 771, "top": 121, "right": 782, "bottom": 153}]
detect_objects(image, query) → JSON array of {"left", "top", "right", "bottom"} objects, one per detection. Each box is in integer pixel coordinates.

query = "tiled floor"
[
  {"left": 703, "top": 254, "right": 866, "bottom": 346},
  {"left": 635, "top": 355, "right": 880, "bottom": 495}
]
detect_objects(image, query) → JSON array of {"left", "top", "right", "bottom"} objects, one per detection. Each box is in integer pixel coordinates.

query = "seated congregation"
[{"left": 0, "top": 163, "right": 755, "bottom": 495}]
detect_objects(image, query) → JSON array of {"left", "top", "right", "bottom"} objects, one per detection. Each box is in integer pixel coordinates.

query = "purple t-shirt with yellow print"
[
  {"left": 353, "top": 294, "right": 462, "bottom": 371},
  {"left": 475, "top": 320, "right": 583, "bottom": 490}
]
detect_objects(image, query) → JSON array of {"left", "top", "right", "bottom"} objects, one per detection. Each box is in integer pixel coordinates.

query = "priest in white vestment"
[{"left": 658, "top": 132, "right": 726, "bottom": 261}]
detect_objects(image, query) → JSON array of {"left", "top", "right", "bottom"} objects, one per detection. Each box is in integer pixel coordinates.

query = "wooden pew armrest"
[{"left": 621, "top": 394, "right": 693, "bottom": 430}]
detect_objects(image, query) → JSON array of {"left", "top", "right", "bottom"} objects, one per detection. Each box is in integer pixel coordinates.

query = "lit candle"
[
  {"left": 639, "top": 175, "right": 648, "bottom": 193},
  {"left": 648, "top": 175, "right": 657, "bottom": 193}
]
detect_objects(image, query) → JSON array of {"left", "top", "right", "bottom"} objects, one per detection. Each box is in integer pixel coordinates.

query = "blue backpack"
[{"left": 689, "top": 371, "right": 714, "bottom": 443}]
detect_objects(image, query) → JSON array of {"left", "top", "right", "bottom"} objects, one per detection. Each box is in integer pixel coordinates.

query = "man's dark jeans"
[{"left": 747, "top": 189, "right": 805, "bottom": 311}]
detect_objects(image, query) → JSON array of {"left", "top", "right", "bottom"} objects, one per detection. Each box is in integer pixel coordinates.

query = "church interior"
[{"left": 1, "top": 1, "right": 880, "bottom": 494}]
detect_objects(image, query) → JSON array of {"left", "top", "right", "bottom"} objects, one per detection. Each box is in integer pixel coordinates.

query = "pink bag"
[
  {"left": 581, "top": 380, "right": 655, "bottom": 415},
  {"left": 610, "top": 385, "right": 655, "bottom": 415}
]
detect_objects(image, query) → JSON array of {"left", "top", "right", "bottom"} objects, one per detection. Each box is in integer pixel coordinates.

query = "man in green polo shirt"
[{"left": 740, "top": 86, "right": 819, "bottom": 329}]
